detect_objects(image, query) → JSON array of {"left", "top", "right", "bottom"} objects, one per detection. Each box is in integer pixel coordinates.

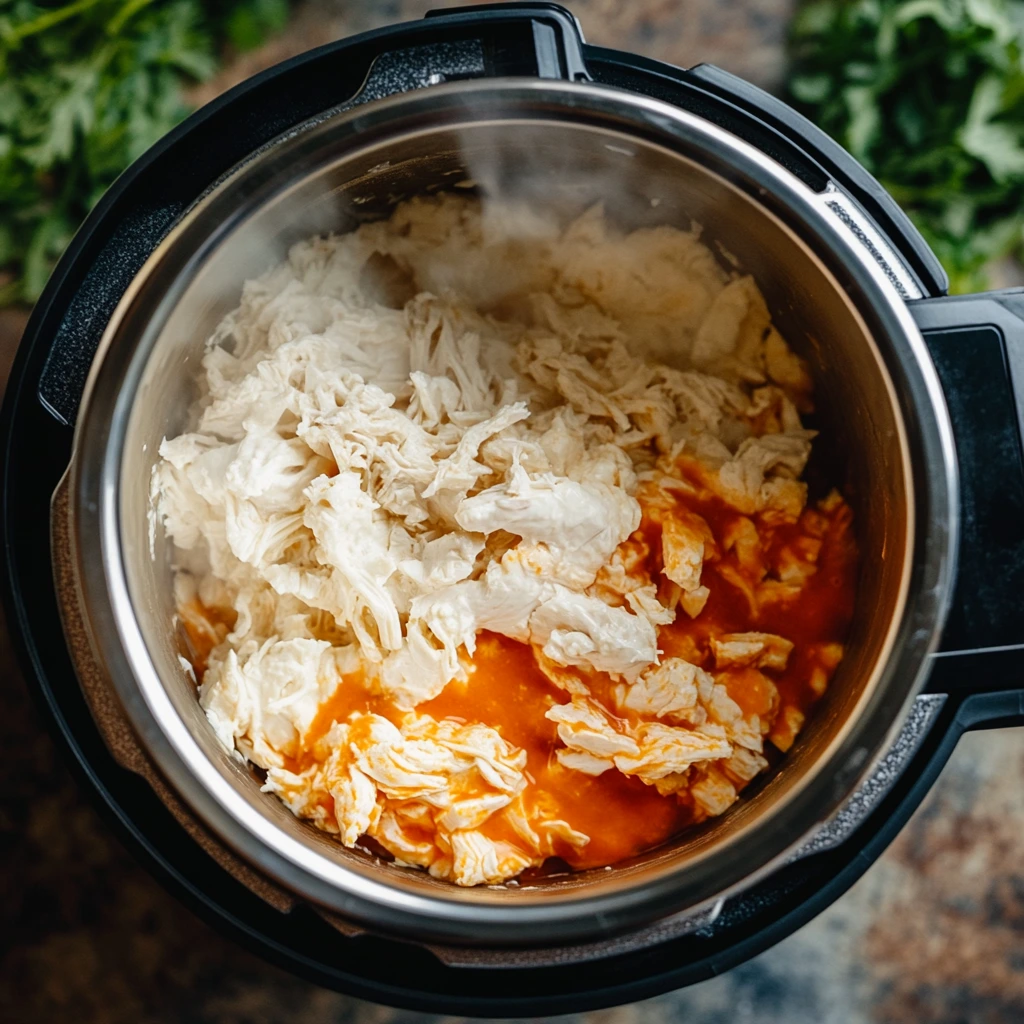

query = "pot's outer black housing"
[{"left": 3, "top": 4, "right": 1024, "bottom": 1015}]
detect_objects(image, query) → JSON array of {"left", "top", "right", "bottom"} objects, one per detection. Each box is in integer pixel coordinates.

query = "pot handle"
[
  {"left": 305, "top": 5, "right": 590, "bottom": 132},
  {"left": 338, "top": 4, "right": 590, "bottom": 107},
  {"left": 421, "top": 3, "right": 590, "bottom": 80},
  {"left": 909, "top": 290, "right": 1024, "bottom": 727}
]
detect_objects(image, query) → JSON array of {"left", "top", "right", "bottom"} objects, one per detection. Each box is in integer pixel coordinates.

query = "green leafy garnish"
[
  {"left": 788, "top": 0, "right": 1024, "bottom": 292},
  {"left": 0, "top": 0, "right": 289, "bottom": 306}
]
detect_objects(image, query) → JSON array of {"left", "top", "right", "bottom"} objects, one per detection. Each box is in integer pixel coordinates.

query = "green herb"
[
  {"left": 0, "top": 0, "right": 289, "bottom": 306},
  {"left": 788, "top": 0, "right": 1024, "bottom": 292}
]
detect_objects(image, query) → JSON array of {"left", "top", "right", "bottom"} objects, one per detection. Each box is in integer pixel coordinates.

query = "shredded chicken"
[{"left": 156, "top": 194, "right": 855, "bottom": 886}]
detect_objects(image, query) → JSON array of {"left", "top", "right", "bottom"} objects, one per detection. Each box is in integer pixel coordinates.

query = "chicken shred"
[{"left": 157, "top": 194, "right": 856, "bottom": 886}]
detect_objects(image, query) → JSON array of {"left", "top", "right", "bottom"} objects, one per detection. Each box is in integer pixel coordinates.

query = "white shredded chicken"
[{"left": 155, "top": 194, "right": 840, "bottom": 886}]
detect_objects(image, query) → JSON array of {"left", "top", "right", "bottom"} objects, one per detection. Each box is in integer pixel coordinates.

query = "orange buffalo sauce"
[
  {"left": 425, "top": 637, "right": 694, "bottom": 870},
  {"left": 178, "top": 600, "right": 235, "bottom": 677},
  {"left": 181, "top": 476, "right": 858, "bottom": 873},
  {"left": 287, "top": 637, "right": 691, "bottom": 870},
  {"left": 645, "top": 470, "right": 859, "bottom": 751}
]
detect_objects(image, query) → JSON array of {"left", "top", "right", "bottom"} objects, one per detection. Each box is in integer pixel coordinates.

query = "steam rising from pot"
[{"left": 182, "top": 110, "right": 724, "bottom": 379}]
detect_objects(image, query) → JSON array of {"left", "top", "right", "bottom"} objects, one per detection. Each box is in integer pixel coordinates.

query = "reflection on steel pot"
[{"left": 2, "top": 3, "right": 1023, "bottom": 1016}]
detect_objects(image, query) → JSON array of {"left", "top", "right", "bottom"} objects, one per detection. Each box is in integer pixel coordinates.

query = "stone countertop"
[
  {"left": 3, "top": 3, "right": 1024, "bottom": 1021},
  {"left": 183, "top": 0, "right": 799, "bottom": 108}
]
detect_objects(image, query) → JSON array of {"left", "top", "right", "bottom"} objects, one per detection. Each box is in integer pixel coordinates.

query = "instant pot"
[{"left": 3, "top": 3, "right": 1024, "bottom": 1014}]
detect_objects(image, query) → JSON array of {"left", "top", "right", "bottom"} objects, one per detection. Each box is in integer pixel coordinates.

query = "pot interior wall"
[{"left": 119, "top": 118, "right": 908, "bottom": 906}]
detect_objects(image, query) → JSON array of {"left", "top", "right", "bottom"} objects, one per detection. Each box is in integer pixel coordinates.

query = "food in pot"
[{"left": 155, "top": 194, "right": 858, "bottom": 886}]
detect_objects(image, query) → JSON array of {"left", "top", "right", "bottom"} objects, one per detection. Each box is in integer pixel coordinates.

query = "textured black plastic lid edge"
[{"left": 582, "top": 45, "right": 830, "bottom": 194}]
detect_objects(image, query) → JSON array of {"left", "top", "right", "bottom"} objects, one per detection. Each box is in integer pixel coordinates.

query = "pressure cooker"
[{"left": 3, "top": 3, "right": 1024, "bottom": 1015}]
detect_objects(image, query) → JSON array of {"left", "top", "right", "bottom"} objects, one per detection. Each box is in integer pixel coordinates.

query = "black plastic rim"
[{"left": 0, "top": 11, "right": 997, "bottom": 1014}]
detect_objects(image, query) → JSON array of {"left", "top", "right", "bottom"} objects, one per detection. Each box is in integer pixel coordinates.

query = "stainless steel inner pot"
[{"left": 65, "top": 79, "right": 957, "bottom": 948}]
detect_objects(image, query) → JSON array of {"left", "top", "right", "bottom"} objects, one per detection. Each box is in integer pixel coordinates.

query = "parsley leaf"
[
  {"left": 788, "top": 0, "right": 1024, "bottom": 292},
  {"left": 0, "top": 0, "right": 289, "bottom": 306}
]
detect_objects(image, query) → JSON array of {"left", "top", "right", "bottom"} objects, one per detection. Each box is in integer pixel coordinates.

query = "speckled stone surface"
[
  {"left": 4, "top": 3, "right": 1024, "bottom": 1021},
  {"left": 185, "top": 0, "right": 800, "bottom": 110}
]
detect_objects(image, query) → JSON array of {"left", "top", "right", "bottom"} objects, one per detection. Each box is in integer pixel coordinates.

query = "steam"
[
  {"left": 454, "top": 117, "right": 694, "bottom": 245},
  {"left": 175, "top": 102, "right": 749, "bottom": 377}
]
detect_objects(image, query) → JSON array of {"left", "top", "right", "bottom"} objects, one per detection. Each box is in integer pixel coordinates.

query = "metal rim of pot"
[{"left": 66, "top": 77, "right": 958, "bottom": 948}]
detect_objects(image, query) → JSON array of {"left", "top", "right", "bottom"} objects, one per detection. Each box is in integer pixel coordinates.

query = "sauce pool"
[{"left": 228, "top": 482, "right": 861, "bottom": 872}]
